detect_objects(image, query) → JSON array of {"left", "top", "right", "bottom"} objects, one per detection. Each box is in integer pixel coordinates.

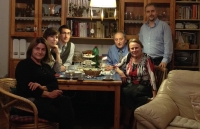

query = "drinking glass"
[
  {"left": 68, "top": 65, "right": 75, "bottom": 80},
  {"left": 110, "top": 69, "right": 116, "bottom": 79}
]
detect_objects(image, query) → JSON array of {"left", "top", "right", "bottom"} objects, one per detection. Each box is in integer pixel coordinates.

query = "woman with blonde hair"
[{"left": 115, "top": 38, "right": 157, "bottom": 128}]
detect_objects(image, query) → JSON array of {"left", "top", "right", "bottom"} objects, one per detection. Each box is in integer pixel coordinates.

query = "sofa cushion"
[
  {"left": 169, "top": 116, "right": 200, "bottom": 129},
  {"left": 190, "top": 93, "right": 200, "bottom": 122}
]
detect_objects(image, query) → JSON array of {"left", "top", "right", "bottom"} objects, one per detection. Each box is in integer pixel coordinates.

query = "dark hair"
[
  {"left": 43, "top": 27, "right": 59, "bottom": 39},
  {"left": 26, "top": 37, "right": 51, "bottom": 62},
  {"left": 113, "top": 31, "right": 126, "bottom": 39},
  {"left": 58, "top": 25, "right": 71, "bottom": 33},
  {"left": 127, "top": 39, "right": 143, "bottom": 51},
  {"left": 145, "top": 2, "right": 157, "bottom": 10}
]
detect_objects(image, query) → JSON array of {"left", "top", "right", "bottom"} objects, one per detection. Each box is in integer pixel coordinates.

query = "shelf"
[
  {"left": 124, "top": 20, "right": 143, "bottom": 24},
  {"left": 175, "top": 29, "right": 200, "bottom": 30},
  {"left": 174, "top": 49, "right": 200, "bottom": 50},
  {"left": 66, "top": 17, "right": 118, "bottom": 20},
  {"left": 42, "top": 17, "right": 61, "bottom": 21},
  {"left": 71, "top": 37, "right": 113, "bottom": 40},
  {"left": 15, "top": 17, "right": 34, "bottom": 20},
  {"left": 176, "top": 19, "right": 200, "bottom": 21},
  {"left": 176, "top": 1, "right": 200, "bottom": 4}
]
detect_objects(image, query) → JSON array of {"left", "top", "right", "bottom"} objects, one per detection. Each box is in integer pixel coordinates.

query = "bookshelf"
[
  {"left": 174, "top": 0, "right": 200, "bottom": 71},
  {"left": 66, "top": 0, "right": 119, "bottom": 40}
]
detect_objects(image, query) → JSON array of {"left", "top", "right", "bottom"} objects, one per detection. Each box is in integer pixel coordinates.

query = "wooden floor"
[{"left": 0, "top": 91, "right": 115, "bottom": 129}]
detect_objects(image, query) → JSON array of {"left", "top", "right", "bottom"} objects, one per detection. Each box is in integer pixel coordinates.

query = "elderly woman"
[
  {"left": 115, "top": 39, "right": 157, "bottom": 129},
  {"left": 15, "top": 37, "right": 74, "bottom": 129}
]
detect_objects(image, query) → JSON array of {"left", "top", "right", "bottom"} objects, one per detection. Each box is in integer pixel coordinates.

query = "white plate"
[
  {"left": 65, "top": 71, "right": 82, "bottom": 73},
  {"left": 54, "top": 5, "right": 61, "bottom": 13},
  {"left": 101, "top": 71, "right": 111, "bottom": 75},
  {"left": 42, "top": 4, "right": 50, "bottom": 15},
  {"left": 83, "top": 55, "right": 95, "bottom": 58}
]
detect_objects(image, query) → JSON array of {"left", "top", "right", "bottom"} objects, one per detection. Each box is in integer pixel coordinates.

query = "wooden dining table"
[{"left": 58, "top": 74, "right": 122, "bottom": 129}]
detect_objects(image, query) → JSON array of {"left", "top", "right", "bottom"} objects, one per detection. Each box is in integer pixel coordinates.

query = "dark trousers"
[
  {"left": 121, "top": 83, "right": 152, "bottom": 111},
  {"left": 34, "top": 95, "right": 75, "bottom": 129}
]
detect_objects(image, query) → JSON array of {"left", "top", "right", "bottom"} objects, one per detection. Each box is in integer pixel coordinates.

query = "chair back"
[
  {"left": 0, "top": 78, "right": 58, "bottom": 129},
  {"left": 154, "top": 66, "right": 168, "bottom": 90}
]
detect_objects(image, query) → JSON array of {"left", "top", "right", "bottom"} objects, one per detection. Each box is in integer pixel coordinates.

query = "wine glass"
[
  {"left": 68, "top": 65, "right": 75, "bottom": 80},
  {"left": 110, "top": 69, "right": 116, "bottom": 79}
]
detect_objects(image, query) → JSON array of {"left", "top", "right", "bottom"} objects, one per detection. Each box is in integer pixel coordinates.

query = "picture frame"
[
  {"left": 108, "top": 11, "right": 115, "bottom": 18},
  {"left": 91, "top": 7, "right": 100, "bottom": 17}
]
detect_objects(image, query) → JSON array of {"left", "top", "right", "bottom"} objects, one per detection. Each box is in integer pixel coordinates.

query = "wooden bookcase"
[
  {"left": 173, "top": 0, "right": 200, "bottom": 71},
  {"left": 9, "top": 0, "right": 66, "bottom": 77}
]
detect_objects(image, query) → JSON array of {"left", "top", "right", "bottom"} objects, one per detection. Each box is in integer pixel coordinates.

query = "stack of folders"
[{"left": 13, "top": 39, "right": 30, "bottom": 59}]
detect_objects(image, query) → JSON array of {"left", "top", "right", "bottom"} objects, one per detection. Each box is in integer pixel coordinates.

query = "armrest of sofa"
[{"left": 134, "top": 94, "right": 179, "bottom": 129}]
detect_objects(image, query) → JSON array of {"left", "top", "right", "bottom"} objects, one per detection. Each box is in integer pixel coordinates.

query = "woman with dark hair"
[
  {"left": 15, "top": 37, "right": 74, "bottom": 129},
  {"left": 115, "top": 38, "right": 157, "bottom": 129},
  {"left": 43, "top": 27, "right": 66, "bottom": 72}
]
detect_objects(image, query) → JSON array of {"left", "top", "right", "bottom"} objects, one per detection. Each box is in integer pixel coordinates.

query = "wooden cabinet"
[
  {"left": 119, "top": 0, "right": 174, "bottom": 40},
  {"left": 9, "top": 0, "right": 67, "bottom": 78},
  {"left": 10, "top": 0, "right": 66, "bottom": 37},
  {"left": 119, "top": 0, "right": 146, "bottom": 40},
  {"left": 9, "top": 60, "right": 20, "bottom": 78},
  {"left": 173, "top": 0, "right": 200, "bottom": 71}
]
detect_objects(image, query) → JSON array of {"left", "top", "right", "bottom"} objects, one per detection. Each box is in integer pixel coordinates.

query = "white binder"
[
  {"left": 12, "top": 39, "right": 20, "bottom": 59},
  {"left": 19, "top": 39, "right": 27, "bottom": 59}
]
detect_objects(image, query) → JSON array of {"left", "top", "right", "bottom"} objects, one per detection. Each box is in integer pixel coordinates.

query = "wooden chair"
[
  {"left": 0, "top": 78, "right": 59, "bottom": 129},
  {"left": 132, "top": 66, "right": 168, "bottom": 129}
]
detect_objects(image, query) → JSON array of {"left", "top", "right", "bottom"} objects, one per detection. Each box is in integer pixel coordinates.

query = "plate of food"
[{"left": 83, "top": 54, "right": 95, "bottom": 58}]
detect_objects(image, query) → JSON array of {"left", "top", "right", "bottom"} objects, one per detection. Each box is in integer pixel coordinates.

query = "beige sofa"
[{"left": 134, "top": 70, "right": 200, "bottom": 129}]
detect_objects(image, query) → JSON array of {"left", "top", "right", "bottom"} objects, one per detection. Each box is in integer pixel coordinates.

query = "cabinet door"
[
  {"left": 38, "top": 0, "right": 67, "bottom": 37},
  {"left": 10, "top": 0, "right": 38, "bottom": 37},
  {"left": 9, "top": 60, "right": 20, "bottom": 78},
  {"left": 120, "top": 0, "right": 147, "bottom": 40}
]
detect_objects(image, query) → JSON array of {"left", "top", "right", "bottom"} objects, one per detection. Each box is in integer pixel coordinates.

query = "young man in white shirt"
[{"left": 58, "top": 25, "right": 75, "bottom": 70}]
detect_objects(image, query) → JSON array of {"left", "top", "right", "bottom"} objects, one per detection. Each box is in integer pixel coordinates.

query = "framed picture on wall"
[
  {"left": 108, "top": 11, "right": 114, "bottom": 18},
  {"left": 91, "top": 7, "right": 100, "bottom": 17}
]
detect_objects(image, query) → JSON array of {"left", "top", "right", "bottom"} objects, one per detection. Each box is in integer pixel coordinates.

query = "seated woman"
[
  {"left": 15, "top": 37, "right": 74, "bottom": 129},
  {"left": 115, "top": 39, "right": 157, "bottom": 129},
  {"left": 43, "top": 27, "right": 66, "bottom": 72}
]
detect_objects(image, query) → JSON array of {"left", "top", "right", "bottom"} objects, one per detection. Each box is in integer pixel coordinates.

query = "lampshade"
[{"left": 90, "top": 0, "right": 116, "bottom": 8}]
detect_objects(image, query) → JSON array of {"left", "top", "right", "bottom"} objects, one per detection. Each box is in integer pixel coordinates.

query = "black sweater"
[{"left": 15, "top": 58, "right": 58, "bottom": 99}]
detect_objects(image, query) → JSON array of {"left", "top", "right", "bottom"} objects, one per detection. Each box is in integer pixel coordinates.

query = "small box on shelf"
[{"left": 175, "top": 42, "right": 189, "bottom": 49}]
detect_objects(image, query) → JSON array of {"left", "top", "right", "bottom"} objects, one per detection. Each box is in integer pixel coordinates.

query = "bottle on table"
[{"left": 92, "top": 46, "right": 99, "bottom": 68}]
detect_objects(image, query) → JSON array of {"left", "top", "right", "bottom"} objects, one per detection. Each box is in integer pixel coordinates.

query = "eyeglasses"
[{"left": 61, "top": 32, "right": 71, "bottom": 35}]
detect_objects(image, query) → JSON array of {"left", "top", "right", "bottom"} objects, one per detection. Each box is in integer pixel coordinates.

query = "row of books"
[
  {"left": 175, "top": 4, "right": 200, "bottom": 19},
  {"left": 13, "top": 39, "right": 30, "bottom": 59},
  {"left": 175, "top": 31, "right": 197, "bottom": 44},
  {"left": 67, "top": 20, "right": 118, "bottom": 38}
]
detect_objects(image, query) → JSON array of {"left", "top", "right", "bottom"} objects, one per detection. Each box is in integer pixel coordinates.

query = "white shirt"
[{"left": 58, "top": 41, "right": 75, "bottom": 68}]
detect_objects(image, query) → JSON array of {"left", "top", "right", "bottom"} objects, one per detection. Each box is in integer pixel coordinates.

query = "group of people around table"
[{"left": 14, "top": 3, "right": 173, "bottom": 129}]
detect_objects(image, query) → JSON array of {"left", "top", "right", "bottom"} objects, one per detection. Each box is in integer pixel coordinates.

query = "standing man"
[
  {"left": 106, "top": 31, "right": 129, "bottom": 70},
  {"left": 58, "top": 25, "right": 75, "bottom": 69},
  {"left": 139, "top": 3, "right": 173, "bottom": 68}
]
